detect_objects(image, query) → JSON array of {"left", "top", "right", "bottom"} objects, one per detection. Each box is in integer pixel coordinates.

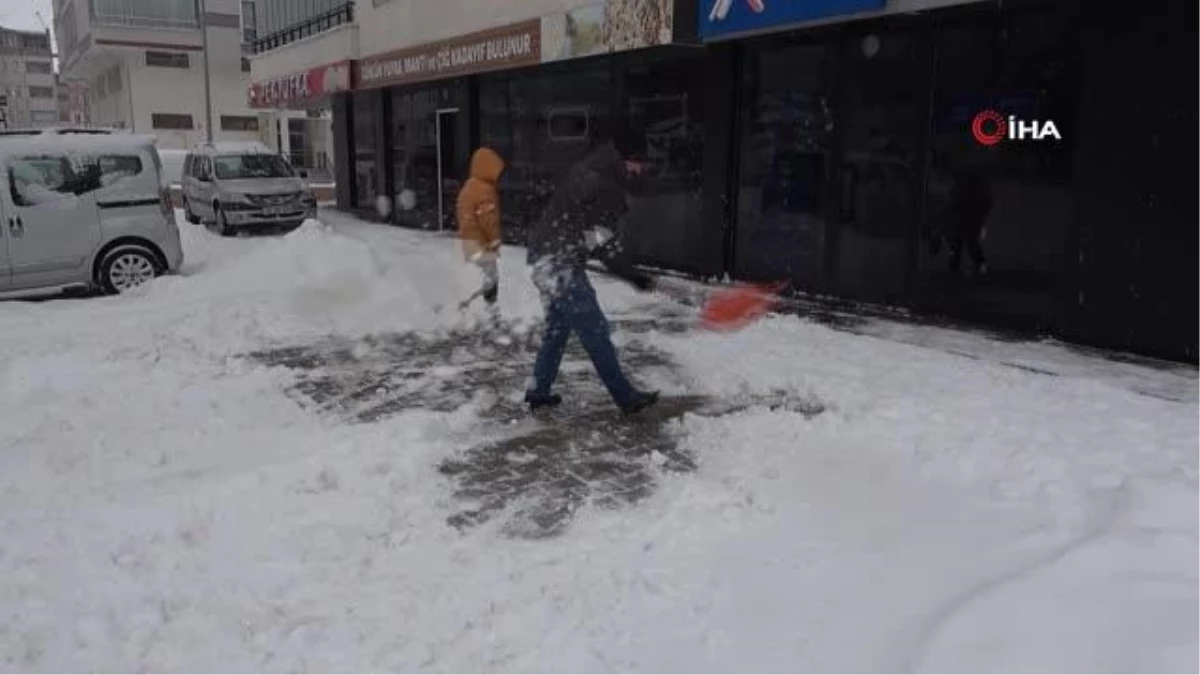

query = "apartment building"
[
  {"left": 245, "top": 0, "right": 350, "bottom": 182},
  {"left": 53, "top": 0, "right": 262, "bottom": 149},
  {"left": 0, "top": 26, "right": 59, "bottom": 129}
]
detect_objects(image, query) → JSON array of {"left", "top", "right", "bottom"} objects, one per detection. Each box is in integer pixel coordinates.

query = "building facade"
[
  {"left": 0, "top": 26, "right": 59, "bottom": 129},
  {"left": 255, "top": 0, "right": 1198, "bottom": 362},
  {"left": 53, "top": 0, "right": 262, "bottom": 149},
  {"left": 245, "top": 0, "right": 349, "bottom": 183}
]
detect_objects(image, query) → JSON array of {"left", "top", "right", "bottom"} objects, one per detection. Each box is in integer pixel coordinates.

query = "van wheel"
[
  {"left": 215, "top": 205, "right": 237, "bottom": 237},
  {"left": 182, "top": 198, "right": 200, "bottom": 224},
  {"left": 100, "top": 246, "right": 161, "bottom": 294}
]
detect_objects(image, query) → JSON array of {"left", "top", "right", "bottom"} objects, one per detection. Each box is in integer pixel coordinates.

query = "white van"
[{"left": 0, "top": 135, "right": 183, "bottom": 295}]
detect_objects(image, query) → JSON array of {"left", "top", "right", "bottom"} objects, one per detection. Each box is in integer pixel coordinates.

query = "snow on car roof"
[{"left": 0, "top": 134, "right": 158, "bottom": 157}]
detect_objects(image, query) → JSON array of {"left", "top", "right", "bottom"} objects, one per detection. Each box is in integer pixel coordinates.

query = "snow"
[{"left": 0, "top": 209, "right": 1194, "bottom": 672}]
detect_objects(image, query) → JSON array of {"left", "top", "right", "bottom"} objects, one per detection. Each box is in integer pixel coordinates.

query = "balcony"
[
  {"left": 89, "top": 0, "right": 199, "bottom": 31},
  {"left": 252, "top": 2, "right": 353, "bottom": 55}
]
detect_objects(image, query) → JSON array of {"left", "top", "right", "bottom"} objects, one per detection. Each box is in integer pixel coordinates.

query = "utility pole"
[{"left": 196, "top": 0, "right": 213, "bottom": 143}]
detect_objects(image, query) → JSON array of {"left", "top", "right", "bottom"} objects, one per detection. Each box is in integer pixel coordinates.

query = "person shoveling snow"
[
  {"left": 524, "top": 121, "right": 660, "bottom": 415},
  {"left": 456, "top": 147, "right": 505, "bottom": 320}
]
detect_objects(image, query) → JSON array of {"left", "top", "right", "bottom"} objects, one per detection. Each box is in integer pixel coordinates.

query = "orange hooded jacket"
[{"left": 456, "top": 147, "right": 505, "bottom": 262}]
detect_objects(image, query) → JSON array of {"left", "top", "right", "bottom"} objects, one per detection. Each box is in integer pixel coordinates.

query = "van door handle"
[{"left": 9, "top": 216, "right": 23, "bottom": 237}]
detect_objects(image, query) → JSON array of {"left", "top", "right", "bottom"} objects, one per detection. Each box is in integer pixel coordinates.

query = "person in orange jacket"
[{"left": 456, "top": 147, "right": 506, "bottom": 312}]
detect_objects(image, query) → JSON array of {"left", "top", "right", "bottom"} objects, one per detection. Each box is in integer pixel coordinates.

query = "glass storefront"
[
  {"left": 622, "top": 54, "right": 706, "bottom": 270},
  {"left": 352, "top": 91, "right": 378, "bottom": 209},
  {"left": 480, "top": 64, "right": 615, "bottom": 243},
  {"left": 832, "top": 26, "right": 924, "bottom": 305},
  {"left": 736, "top": 40, "right": 833, "bottom": 290},
  {"left": 478, "top": 54, "right": 705, "bottom": 268},
  {"left": 916, "top": 7, "right": 1082, "bottom": 327},
  {"left": 389, "top": 82, "right": 467, "bottom": 230}
]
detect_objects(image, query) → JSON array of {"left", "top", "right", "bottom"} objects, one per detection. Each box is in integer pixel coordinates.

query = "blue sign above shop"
[{"left": 699, "top": 0, "right": 887, "bottom": 41}]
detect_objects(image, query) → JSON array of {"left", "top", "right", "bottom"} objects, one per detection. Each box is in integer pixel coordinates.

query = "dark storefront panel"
[
  {"left": 735, "top": 39, "right": 833, "bottom": 290},
  {"left": 831, "top": 26, "right": 926, "bottom": 305},
  {"left": 480, "top": 63, "right": 615, "bottom": 243},
  {"left": 351, "top": 90, "right": 379, "bottom": 209},
  {"left": 621, "top": 53, "right": 706, "bottom": 271},
  {"left": 915, "top": 5, "right": 1082, "bottom": 331},
  {"left": 388, "top": 82, "right": 468, "bottom": 230},
  {"left": 478, "top": 51, "right": 706, "bottom": 272},
  {"left": 1066, "top": 0, "right": 1197, "bottom": 361}
]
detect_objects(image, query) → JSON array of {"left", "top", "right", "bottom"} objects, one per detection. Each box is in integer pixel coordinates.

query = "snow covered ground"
[{"left": 0, "top": 210, "right": 1194, "bottom": 672}]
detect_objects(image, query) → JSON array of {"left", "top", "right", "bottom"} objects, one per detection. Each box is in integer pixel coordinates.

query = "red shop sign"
[{"left": 248, "top": 60, "right": 352, "bottom": 109}]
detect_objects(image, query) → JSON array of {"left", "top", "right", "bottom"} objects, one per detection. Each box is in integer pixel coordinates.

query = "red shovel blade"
[{"left": 698, "top": 280, "right": 788, "bottom": 332}]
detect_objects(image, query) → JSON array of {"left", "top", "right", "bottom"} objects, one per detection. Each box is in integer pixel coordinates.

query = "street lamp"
[{"left": 195, "top": 0, "right": 213, "bottom": 143}]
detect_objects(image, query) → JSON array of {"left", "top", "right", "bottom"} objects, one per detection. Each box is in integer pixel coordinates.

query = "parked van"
[
  {"left": 181, "top": 141, "right": 316, "bottom": 236},
  {"left": 0, "top": 134, "right": 183, "bottom": 295}
]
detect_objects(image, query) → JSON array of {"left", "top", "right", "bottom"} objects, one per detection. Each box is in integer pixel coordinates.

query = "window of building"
[
  {"left": 145, "top": 51, "right": 189, "bottom": 68},
  {"left": 241, "top": 57, "right": 251, "bottom": 73},
  {"left": 242, "top": 1, "right": 258, "bottom": 46},
  {"left": 26, "top": 60, "right": 53, "bottom": 75},
  {"left": 221, "top": 115, "right": 259, "bottom": 132},
  {"left": 152, "top": 113, "right": 194, "bottom": 130},
  {"left": 91, "top": 0, "right": 198, "bottom": 29},
  {"left": 28, "top": 86, "right": 55, "bottom": 99}
]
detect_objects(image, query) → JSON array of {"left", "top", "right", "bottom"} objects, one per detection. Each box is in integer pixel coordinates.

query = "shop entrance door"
[
  {"left": 435, "top": 107, "right": 460, "bottom": 232},
  {"left": 831, "top": 27, "right": 926, "bottom": 304}
]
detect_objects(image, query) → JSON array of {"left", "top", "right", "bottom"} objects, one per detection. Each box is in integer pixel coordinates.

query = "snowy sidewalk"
[{"left": 0, "top": 210, "right": 1193, "bottom": 672}]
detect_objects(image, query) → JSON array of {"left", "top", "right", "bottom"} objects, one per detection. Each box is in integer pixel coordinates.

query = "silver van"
[
  {"left": 0, "top": 135, "right": 183, "bottom": 295},
  {"left": 180, "top": 142, "right": 316, "bottom": 236}
]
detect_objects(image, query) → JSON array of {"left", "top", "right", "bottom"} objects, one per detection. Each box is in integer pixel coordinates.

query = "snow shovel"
[
  {"left": 698, "top": 280, "right": 790, "bottom": 332},
  {"left": 458, "top": 287, "right": 486, "bottom": 311}
]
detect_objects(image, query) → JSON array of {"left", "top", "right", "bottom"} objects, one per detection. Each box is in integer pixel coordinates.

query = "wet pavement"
[{"left": 245, "top": 314, "right": 824, "bottom": 538}]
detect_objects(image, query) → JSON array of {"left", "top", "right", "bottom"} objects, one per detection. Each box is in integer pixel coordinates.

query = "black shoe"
[
  {"left": 620, "top": 390, "right": 660, "bottom": 415},
  {"left": 525, "top": 391, "right": 563, "bottom": 411}
]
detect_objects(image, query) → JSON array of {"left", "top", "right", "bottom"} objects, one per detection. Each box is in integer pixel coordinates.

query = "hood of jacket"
[{"left": 469, "top": 147, "right": 505, "bottom": 184}]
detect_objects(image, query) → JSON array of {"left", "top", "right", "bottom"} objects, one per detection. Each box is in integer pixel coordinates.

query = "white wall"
[{"left": 356, "top": 0, "right": 595, "bottom": 59}]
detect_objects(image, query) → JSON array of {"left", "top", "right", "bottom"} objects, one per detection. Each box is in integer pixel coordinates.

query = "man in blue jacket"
[{"left": 524, "top": 121, "right": 659, "bottom": 415}]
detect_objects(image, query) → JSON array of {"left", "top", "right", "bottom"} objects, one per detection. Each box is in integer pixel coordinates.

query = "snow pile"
[{"left": 0, "top": 210, "right": 1193, "bottom": 672}]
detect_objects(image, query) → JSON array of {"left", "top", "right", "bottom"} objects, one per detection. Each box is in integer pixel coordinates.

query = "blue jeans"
[{"left": 529, "top": 269, "right": 636, "bottom": 407}]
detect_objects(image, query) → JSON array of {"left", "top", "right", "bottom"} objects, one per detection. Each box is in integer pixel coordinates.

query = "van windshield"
[{"left": 213, "top": 154, "right": 293, "bottom": 180}]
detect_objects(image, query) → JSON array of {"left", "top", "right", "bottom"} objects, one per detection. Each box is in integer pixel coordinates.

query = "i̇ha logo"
[{"left": 971, "top": 109, "right": 1062, "bottom": 146}]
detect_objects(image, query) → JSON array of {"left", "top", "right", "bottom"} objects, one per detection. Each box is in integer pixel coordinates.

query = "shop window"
[
  {"left": 28, "top": 86, "right": 55, "bottom": 99},
  {"left": 478, "top": 66, "right": 614, "bottom": 242},
  {"left": 622, "top": 54, "right": 706, "bottom": 270},
  {"left": 917, "top": 7, "right": 1082, "bottom": 325},
  {"left": 735, "top": 42, "right": 832, "bottom": 289},
  {"left": 352, "top": 90, "right": 378, "bottom": 208},
  {"left": 389, "top": 83, "right": 466, "bottom": 230}
]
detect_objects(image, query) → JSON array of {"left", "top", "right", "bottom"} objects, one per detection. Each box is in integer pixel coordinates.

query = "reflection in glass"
[{"left": 735, "top": 43, "right": 831, "bottom": 290}]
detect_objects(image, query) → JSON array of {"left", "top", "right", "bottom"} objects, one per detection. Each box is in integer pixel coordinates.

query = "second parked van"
[{"left": 181, "top": 142, "right": 317, "bottom": 236}]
